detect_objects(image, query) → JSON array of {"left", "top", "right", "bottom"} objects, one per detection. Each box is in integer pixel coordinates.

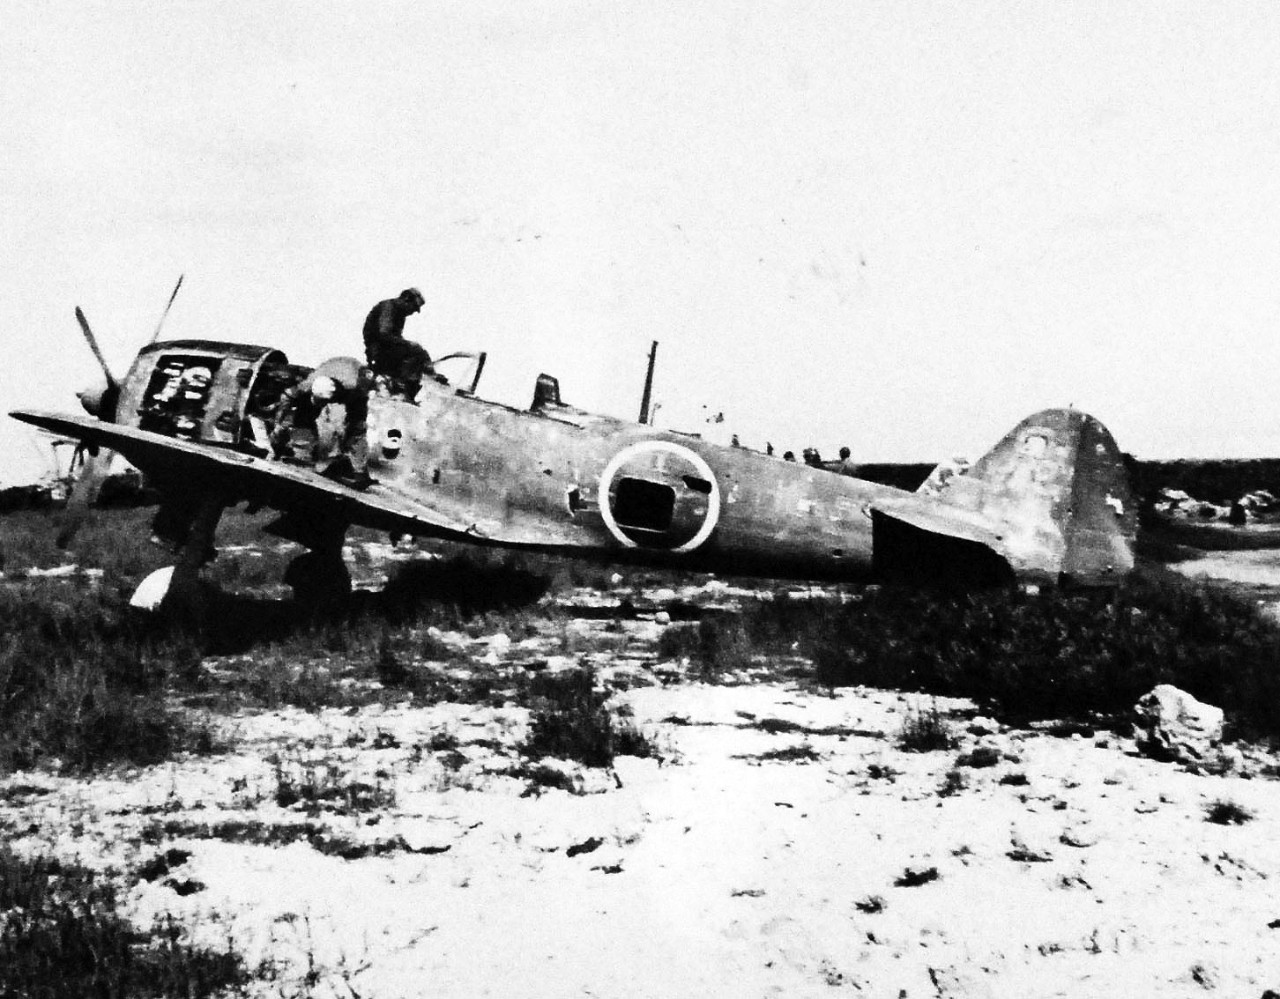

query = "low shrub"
[
  {"left": 1205, "top": 799, "right": 1254, "bottom": 825},
  {"left": 897, "top": 703, "right": 959, "bottom": 753},
  {"left": 736, "top": 743, "right": 822, "bottom": 763},
  {"left": 510, "top": 761, "right": 581, "bottom": 795},
  {"left": 937, "top": 769, "right": 967, "bottom": 796},
  {"left": 658, "top": 596, "right": 838, "bottom": 678},
  {"left": 893, "top": 866, "right": 940, "bottom": 888},
  {"left": 521, "top": 669, "right": 659, "bottom": 767},
  {"left": 956, "top": 745, "right": 1001, "bottom": 768},
  {"left": 657, "top": 617, "right": 754, "bottom": 676}
]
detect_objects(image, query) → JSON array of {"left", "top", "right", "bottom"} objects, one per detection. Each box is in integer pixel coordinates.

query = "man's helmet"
[
  {"left": 401, "top": 287, "right": 425, "bottom": 310},
  {"left": 311, "top": 375, "right": 338, "bottom": 401}
]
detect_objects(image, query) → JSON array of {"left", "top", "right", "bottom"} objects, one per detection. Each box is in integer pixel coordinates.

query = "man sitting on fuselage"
[{"left": 363, "top": 287, "right": 432, "bottom": 401}]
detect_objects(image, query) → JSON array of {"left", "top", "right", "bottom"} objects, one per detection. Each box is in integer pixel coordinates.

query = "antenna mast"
[{"left": 638, "top": 340, "right": 658, "bottom": 424}]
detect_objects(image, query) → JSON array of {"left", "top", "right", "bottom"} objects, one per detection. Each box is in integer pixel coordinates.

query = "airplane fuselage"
[{"left": 368, "top": 384, "right": 888, "bottom": 580}]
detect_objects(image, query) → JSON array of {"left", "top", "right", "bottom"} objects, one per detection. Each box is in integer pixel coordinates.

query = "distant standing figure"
[
  {"left": 362, "top": 287, "right": 431, "bottom": 398},
  {"left": 838, "top": 445, "right": 859, "bottom": 478}
]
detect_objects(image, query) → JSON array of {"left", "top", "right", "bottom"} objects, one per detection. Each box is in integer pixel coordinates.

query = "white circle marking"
[{"left": 598, "top": 440, "right": 722, "bottom": 553}]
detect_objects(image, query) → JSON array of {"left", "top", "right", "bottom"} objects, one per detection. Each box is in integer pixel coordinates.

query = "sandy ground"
[
  {"left": 1171, "top": 549, "right": 1280, "bottom": 590},
  {"left": 4, "top": 562, "right": 1280, "bottom": 999},
  {"left": 1169, "top": 549, "right": 1280, "bottom": 626}
]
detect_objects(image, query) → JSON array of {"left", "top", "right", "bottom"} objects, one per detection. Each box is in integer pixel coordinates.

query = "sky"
[{"left": 4, "top": 1, "right": 1280, "bottom": 486}]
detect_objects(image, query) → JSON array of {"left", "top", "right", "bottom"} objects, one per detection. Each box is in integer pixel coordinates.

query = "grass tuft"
[
  {"left": 520, "top": 669, "right": 660, "bottom": 768},
  {"left": 735, "top": 743, "right": 822, "bottom": 763},
  {"left": 0, "top": 846, "right": 255, "bottom": 998},
  {"left": 893, "top": 866, "right": 940, "bottom": 888},
  {"left": 897, "top": 703, "right": 959, "bottom": 753},
  {"left": 657, "top": 616, "right": 754, "bottom": 676},
  {"left": 955, "top": 745, "right": 1002, "bottom": 768},
  {"left": 1205, "top": 799, "right": 1254, "bottom": 825},
  {"left": 271, "top": 756, "right": 396, "bottom": 817}
]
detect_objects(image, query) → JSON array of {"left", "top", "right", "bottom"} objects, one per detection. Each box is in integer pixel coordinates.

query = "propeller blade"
[
  {"left": 147, "top": 273, "right": 185, "bottom": 345},
  {"left": 56, "top": 447, "right": 110, "bottom": 549},
  {"left": 69, "top": 441, "right": 88, "bottom": 477},
  {"left": 74, "top": 307, "right": 119, "bottom": 393}
]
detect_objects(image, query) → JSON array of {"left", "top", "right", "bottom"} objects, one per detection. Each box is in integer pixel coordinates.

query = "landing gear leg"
[
  {"left": 285, "top": 546, "right": 352, "bottom": 610},
  {"left": 159, "top": 493, "right": 226, "bottom": 628}
]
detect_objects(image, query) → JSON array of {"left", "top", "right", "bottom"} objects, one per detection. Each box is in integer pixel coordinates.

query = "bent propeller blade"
[
  {"left": 74, "top": 306, "right": 119, "bottom": 392},
  {"left": 55, "top": 447, "right": 108, "bottom": 549}
]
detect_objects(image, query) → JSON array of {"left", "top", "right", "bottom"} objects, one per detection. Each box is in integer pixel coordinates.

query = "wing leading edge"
[{"left": 9, "top": 409, "right": 480, "bottom": 543}]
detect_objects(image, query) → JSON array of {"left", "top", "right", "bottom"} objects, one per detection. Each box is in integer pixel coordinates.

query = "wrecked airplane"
[{"left": 9, "top": 319, "right": 1136, "bottom": 610}]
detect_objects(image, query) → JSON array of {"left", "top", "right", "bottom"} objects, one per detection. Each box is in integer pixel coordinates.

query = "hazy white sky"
[{"left": 4, "top": 1, "right": 1280, "bottom": 485}]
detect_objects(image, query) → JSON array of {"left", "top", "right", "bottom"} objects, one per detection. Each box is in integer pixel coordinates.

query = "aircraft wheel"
[{"left": 285, "top": 551, "right": 352, "bottom": 608}]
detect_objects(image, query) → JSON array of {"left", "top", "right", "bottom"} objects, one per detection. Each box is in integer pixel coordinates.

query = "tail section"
[
  {"left": 978, "top": 409, "right": 1135, "bottom": 582},
  {"left": 874, "top": 409, "right": 1136, "bottom": 586}
]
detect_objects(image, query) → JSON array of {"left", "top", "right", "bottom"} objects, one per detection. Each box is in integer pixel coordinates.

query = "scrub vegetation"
[
  {"left": 6, "top": 503, "right": 1280, "bottom": 779},
  {"left": 0, "top": 846, "right": 257, "bottom": 999},
  {"left": 666, "top": 569, "right": 1280, "bottom": 740},
  {"left": 0, "top": 509, "right": 654, "bottom": 773},
  {"left": 0, "top": 580, "right": 214, "bottom": 773},
  {"left": 0, "top": 510, "right": 558, "bottom": 772}
]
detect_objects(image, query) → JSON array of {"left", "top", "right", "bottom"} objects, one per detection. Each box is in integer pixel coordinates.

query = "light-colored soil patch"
[
  {"left": 4, "top": 652, "right": 1280, "bottom": 998},
  {"left": 4, "top": 541, "right": 1280, "bottom": 998},
  {"left": 1170, "top": 549, "right": 1280, "bottom": 588}
]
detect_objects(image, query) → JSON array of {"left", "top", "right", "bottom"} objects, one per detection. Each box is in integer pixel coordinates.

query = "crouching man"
[{"left": 271, "top": 356, "right": 374, "bottom": 489}]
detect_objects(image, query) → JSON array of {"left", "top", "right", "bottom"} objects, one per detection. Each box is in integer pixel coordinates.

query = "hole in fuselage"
[
  {"left": 613, "top": 477, "right": 675, "bottom": 531},
  {"left": 682, "top": 475, "right": 712, "bottom": 495}
]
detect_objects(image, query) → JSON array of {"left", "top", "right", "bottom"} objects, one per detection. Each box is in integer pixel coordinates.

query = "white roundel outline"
[{"left": 598, "top": 440, "right": 722, "bottom": 553}]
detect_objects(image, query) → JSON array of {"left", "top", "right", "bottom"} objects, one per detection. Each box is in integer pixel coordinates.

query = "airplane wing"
[{"left": 9, "top": 410, "right": 483, "bottom": 542}]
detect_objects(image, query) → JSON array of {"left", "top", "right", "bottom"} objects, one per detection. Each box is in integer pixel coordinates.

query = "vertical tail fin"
[{"left": 923, "top": 408, "right": 1136, "bottom": 585}]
